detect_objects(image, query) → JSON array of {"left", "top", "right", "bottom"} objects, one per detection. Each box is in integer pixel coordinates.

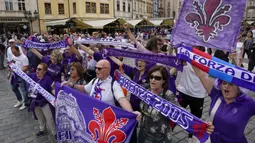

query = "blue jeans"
[{"left": 11, "top": 77, "right": 28, "bottom": 103}]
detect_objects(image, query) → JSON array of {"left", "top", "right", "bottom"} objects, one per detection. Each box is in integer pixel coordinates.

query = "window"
[
  {"left": 168, "top": 2, "right": 170, "bottom": 7},
  {"left": 128, "top": 3, "right": 131, "bottom": 12},
  {"left": 73, "top": 2, "right": 76, "bottom": 14},
  {"left": 18, "top": 0, "right": 25, "bottom": 11},
  {"left": 100, "top": 3, "right": 109, "bottom": 14},
  {"left": 58, "top": 4, "right": 65, "bottom": 14},
  {"left": 86, "top": 2, "right": 96, "bottom": 13},
  {"left": 5, "top": 0, "right": 13, "bottom": 11},
  {"left": 147, "top": 6, "right": 149, "bottom": 13},
  {"left": 44, "top": 3, "right": 51, "bottom": 14},
  {"left": 123, "top": 2, "right": 126, "bottom": 12},
  {"left": 134, "top": 2, "right": 136, "bottom": 11},
  {"left": 117, "top": 1, "right": 120, "bottom": 11}
]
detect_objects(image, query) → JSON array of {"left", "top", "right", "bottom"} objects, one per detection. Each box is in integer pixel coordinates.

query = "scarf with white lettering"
[
  {"left": 177, "top": 44, "right": 255, "bottom": 91},
  {"left": 114, "top": 71, "right": 209, "bottom": 143},
  {"left": 75, "top": 38, "right": 136, "bottom": 50},
  {"left": 9, "top": 63, "right": 56, "bottom": 106},
  {"left": 22, "top": 39, "right": 69, "bottom": 49}
]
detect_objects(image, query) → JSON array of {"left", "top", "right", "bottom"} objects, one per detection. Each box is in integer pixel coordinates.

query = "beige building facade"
[
  {"left": 38, "top": 0, "right": 114, "bottom": 33},
  {"left": 0, "top": 0, "right": 39, "bottom": 35},
  {"left": 158, "top": 0, "right": 181, "bottom": 18},
  {"left": 132, "top": 0, "right": 153, "bottom": 19}
]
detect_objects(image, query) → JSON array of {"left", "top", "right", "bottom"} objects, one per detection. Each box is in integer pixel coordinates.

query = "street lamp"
[{"left": 23, "top": 10, "right": 39, "bottom": 34}]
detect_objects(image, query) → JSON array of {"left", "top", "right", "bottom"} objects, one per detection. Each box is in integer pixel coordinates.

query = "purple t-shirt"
[
  {"left": 62, "top": 53, "right": 81, "bottom": 78},
  {"left": 42, "top": 56, "right": 62, "bottom": 82},
  {"left": 27, "top": 73, "right": 53, "bottom": 108},
  {"left": 209, "top": 86, "right": 255, "bottom": 143},
  {"left": 122, "top": 64, "right": 149, "bottom": 111},
  {"left": 93, "top": 52, "right": 119, "bottom": 77}
]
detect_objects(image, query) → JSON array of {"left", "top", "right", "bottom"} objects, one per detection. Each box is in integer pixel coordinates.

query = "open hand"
[{"left": 61, "top": 81, "right": 71, "bottom": 87}]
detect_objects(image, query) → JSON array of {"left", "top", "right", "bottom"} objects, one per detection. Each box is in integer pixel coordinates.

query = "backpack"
[{"left": 91, "top": 78, "right": 121, "bottom": 107}]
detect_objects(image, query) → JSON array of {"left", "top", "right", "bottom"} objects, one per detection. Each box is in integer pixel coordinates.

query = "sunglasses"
[
  {"left": 96, "top": 67, "right": 107, "bottom": 71},
  {"left": 149, "top": 75, "right": 163, "bottom": 81},
  {"left": 36, "top": 68, "right": 42, "bottom": 71}
]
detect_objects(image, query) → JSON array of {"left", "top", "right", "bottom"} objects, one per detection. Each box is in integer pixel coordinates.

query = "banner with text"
[
  {"left": 177, "top": 44, "right": 255, "bottom": 91},
  {"left": 54, "top": 83, "right": 137, "bottom": 143}
]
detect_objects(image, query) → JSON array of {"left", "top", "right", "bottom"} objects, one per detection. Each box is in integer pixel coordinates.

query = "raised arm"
[
  {"left": 78, "top": 44, "right": 95, "bottom": 56},
  {"left": 123, "top": 23, "right": 149, "bottom": 53},
  {"left": 68, "top": 38, "right": 82, "bottom": 60},
  {"left": 123, "top": 23, "right": 137, "bottom": 44},
  {"left": 31, "top": 48, "right": 43, "bottom": 60},
  {"left": 109, "top": 56, "right": 123, "bottom": 66},
  {"left": 192, "top": 65, "right": 214, "bottom": 94}
]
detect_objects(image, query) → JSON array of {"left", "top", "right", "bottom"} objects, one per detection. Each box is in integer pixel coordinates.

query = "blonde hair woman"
[{"left": 31, "top": 48, "right": 63, "bottom": 82}]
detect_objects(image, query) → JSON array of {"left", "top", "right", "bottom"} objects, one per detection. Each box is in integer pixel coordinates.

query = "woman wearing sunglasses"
[
  {"left": 110, "top": 56, "right": 155, "bottom": 143},
  {"left": 31, "top": 48, "right": 63, "bottom": 82},
  {"left": 27, "top": 63, "right": 56, "bottom": 138},
  {"left": 138, "top": 65, "right": 180, "bottom": 142},
  {"left": 138, "top": 65, "right": 214, "bottom": 143}
]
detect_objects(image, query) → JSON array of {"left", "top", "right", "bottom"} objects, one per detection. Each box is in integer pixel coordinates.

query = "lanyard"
[{"left": 92, "top": 80, "right": 104, "bottom": 100}]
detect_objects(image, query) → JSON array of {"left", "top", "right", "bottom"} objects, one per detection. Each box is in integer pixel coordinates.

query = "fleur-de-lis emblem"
[
  {"left": 192, "top": 121, "right": 207, "bottom": 139},
  {"left": 185, "top": 0, "right": 232, "bottom": 42},
  {"left": 88, "top": 107, "right": 128, "bottom": 143},
  {"left": 93, "top": 87, "right": 104, "bottom": 100}
]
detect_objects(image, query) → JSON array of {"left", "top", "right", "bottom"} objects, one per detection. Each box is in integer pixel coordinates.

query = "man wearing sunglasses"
[{"left": 62, "top": 60, "right": 141, "bottom": 119}]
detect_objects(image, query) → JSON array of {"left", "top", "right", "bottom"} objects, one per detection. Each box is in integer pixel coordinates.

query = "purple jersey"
[
  {"left": 209, "top": 86, "right": 255, "bottom": 143},
  {"left": 42, "top": 56, "right": 62, "bottom": 82}
]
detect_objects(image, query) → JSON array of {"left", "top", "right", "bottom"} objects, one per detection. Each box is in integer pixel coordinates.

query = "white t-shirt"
[
  {"left": 78, "top": 50, "right": 97, "bottom": 70},
  {"left": 177, "top": 63, "right": 206, "bottom": 98},
  {"left": 7, "top": 46, "right": 24, "bottom": 62},
  {"left": 11, "top": 54, "right": 29, "bottom": 69},
  {"left": 84, "top": 76, "right": 125, "bottom": 106}
]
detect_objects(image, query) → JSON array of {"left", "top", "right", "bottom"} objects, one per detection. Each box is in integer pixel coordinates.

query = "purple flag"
[
  {"left": 54, "top": 83, "right": 137, "bottom": 143},
  {"left": 171, "top": 0, "right": 247, "bottom": 52}
]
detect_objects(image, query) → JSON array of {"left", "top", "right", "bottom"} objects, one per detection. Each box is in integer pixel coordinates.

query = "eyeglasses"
[
  {"left": 36, "top": 68, "right": 42, "bottom": 71},
  {"left": 149, "top": 75, "right": 163, "bottom": 81},
  {"left": 96, "top": 67, "right": 107, "bottom": 71}
]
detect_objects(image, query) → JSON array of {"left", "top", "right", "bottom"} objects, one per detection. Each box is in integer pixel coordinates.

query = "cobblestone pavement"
[
  {"left": 0, "top": 69, "right": 56, "bottom": 143},
  {"left": 0, "top": 59, "right": 255, "bottom": 143}
]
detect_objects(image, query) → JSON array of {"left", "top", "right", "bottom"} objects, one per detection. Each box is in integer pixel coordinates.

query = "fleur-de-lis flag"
[{"left": 171, "top": 0, "right": 247, "bottom": 52}]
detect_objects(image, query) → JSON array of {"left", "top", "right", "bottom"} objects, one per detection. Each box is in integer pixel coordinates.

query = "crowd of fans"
[{"left": 0, "top": 24, "right": 254, "bottom": 143}]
